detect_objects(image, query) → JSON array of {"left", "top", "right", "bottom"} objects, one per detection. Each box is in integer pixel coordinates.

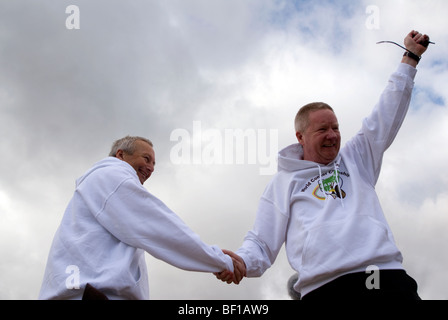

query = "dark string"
[{"left": 376, "top": 40, "right": 435, "bottom": 58}]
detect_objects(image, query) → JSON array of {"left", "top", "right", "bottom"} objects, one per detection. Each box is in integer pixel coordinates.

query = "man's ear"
[
  {"left": 296, "top": 131, "right": 304, "bottom": 144},
  {"left": 115, "top": 149, "right": 125, "bottom": 160}
]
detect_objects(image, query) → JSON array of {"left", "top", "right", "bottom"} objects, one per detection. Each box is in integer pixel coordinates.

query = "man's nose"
[{"left": 326, "top": 129, "right": 338, "bottom": 139}]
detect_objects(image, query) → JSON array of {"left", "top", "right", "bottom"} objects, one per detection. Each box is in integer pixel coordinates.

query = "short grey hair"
[
  {"left": 294, "top": 102, "right": 334, "bottom": 133},
  {"left": 109, "top": 135, "right": 153, "bottom": 157}
]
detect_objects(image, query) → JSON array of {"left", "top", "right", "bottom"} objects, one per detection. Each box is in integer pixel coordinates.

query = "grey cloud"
[{"left": 1, "top": 0, "right": 447, "bottom": 300}]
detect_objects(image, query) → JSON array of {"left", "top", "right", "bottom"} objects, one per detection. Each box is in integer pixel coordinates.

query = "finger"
[
  {"left": 214, "top": 272, "right": 223, "bottom": 280},
  {"left": 224, "top": 250, "right": 245, "bottom": 265},
  {"left": 409, "top": 30, "right": 419, "bottom": 38},
  {"left": 232, "top": 263, "right": 243, "bottom": 284},
  {"left": 419, "top": 35, "right": 431, "bottom": 48},
  {"left": 215, "top": 270, "right": 229, "bottom": 280},
  {"left": 413, "top": 33, "right": 423, "bottom": 43},
  {"left": 226, "top": 273, "right": 235, "bottom": 284},
  {"left": 235, "top": 257, "right": 247, "bottom": 276},
  {"left": 222, "top": 249, "right": 238, "bottom": 258},
  {"left": 233, "top": 260, "right": 247, "bottom": 283},
  {"left": 216, "top": 273, "right": 232, "bottom": 283},
  {"left": 220, "top": 271, "right": 234, "bottom": 284}
]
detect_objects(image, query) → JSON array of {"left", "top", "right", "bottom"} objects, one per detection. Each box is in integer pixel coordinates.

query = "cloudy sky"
[{"left": 1, "top": 0, "right": 447, "bottom": 300}]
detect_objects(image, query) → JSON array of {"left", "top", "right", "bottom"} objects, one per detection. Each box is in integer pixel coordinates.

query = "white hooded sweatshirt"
[
  {"left": 39, "top": 157, "right": 233, "bottom": 300},
  {"left": 236, "top": 63, "right": 417, "bottom": 298}
]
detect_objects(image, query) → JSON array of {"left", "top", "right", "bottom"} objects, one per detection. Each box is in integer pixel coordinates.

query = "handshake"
[{"left": 215, "top": 249, "right": 247, "bottom": 284}]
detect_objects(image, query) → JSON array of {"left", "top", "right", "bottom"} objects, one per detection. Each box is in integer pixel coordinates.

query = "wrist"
[
  {"left": 402, "top": 51, "right": 420, "bottom": 67},
  {"left": 403, "top": 51, "right": 420, "bottom": 62}
]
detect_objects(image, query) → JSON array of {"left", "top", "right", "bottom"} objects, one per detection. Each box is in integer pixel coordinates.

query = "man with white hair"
[{"left": 39, "top": 136, "right": 238, "bottom": 299}]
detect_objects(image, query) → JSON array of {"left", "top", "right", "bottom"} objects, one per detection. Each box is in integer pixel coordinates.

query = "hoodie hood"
[
  {"left": 278, "top": 143, "right": 341, "bottom": 172},
  {"left": 75, "top": 157, "right": 137, "bottom": 187}
]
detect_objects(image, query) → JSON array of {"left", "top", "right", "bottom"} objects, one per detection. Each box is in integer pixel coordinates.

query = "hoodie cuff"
[{"left": 398, "top": 62, "right": 418, "bottom": 80}]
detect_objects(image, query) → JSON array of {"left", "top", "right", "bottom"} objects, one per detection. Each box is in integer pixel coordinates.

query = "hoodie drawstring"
[
  {"left": 334, "top": 163, "right": 345, "bottom": 208},
  {"left": 317, "top": 165, "right": 326, "bottom": 200}
]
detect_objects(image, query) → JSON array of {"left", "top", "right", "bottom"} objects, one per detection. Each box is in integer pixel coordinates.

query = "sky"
[{"left": 0, "top": 0, "right": 447, "bottom": 300}]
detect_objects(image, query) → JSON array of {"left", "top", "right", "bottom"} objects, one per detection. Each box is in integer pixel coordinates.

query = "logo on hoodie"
[{"left": 312, "top": 170, "right": 347, "bottom": 200}]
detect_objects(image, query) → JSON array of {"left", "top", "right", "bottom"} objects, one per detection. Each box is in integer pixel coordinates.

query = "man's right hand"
[
  {"left": 214, "top": 249, "right": 246, "bottom": 284},
  {"left": 402, "top": 30, "right": 431, "bottom": 67}
]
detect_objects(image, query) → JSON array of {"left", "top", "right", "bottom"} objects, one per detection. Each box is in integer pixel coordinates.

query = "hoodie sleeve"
[
  {"left": 92, "top": 178, "right": 234, "bottom": 273},
  {"left": 346, "top": 63, "right": 417, "bottom": 185},
  {"left": 236, "top": 179, "right": 289, "bottom": 277}
]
